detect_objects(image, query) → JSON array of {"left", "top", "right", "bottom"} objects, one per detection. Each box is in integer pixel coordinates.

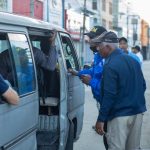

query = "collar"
[{"left": 105, "top": 48, "right": 122, "bottom": 64}]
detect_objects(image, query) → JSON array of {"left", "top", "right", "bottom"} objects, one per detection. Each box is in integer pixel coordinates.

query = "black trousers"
[{"left": 103, "top": 122, "right": 108, "bottom": 150}]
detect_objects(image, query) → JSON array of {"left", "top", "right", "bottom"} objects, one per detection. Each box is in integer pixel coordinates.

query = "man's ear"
[{"left": 105, "top": 44, "right": 110, "bottom": 50}]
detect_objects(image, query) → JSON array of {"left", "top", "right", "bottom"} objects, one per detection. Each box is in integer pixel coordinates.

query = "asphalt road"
[{"left": 74, "top": 61, "right": 150, "bottom": 150}]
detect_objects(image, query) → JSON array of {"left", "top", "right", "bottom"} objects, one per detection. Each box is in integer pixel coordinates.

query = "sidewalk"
[{"left": 140, "top": 61, "right": 150, "bottom": 149}]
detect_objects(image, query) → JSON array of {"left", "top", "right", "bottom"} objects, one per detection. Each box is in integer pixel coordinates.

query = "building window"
[
  {"left": 109, "top": 2, "right": 112, "bottom": 15},
  {"left": 102, "top": 19, "right": 106, "bottom": 27},
  {"left": 93, "top": 18, "right": 98, "bottom": 24},
  {"left": 102, "top": 0, "right": 106, "bottom": 11},
  {"left": 0, "top": 0, "right": 7, "bottom": 11},
  {"left": 109, "top": 21, "right": 113, "bottom": 29},
  {"left": 92, "top": 0, "right": 97, "bottom": 10}
]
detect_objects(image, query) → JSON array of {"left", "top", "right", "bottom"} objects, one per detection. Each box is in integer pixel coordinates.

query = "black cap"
[
  {"left": 119, "top": 37, "right": 128, "bottom": 43},
  {"left": 91, "top": 31, "right": 119, "bottom": 44},
  {"left": 134, "top": 45, "right": 141, "bottom": 51},
  {"left": 84, "top": 26, "right": 107, "bottom": 39}
]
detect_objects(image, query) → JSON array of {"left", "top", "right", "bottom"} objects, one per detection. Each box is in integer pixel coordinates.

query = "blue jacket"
[
  {"left": 0, "top": 74, "right": 9, "bottom": 95},
  {"left": 128, "top": 51, "right": 141, "bottom": 65},
  {"left": 98, "top": 49, "right": 146, "bottom": 122},
  {"left": 78, "top": 53, "right": 103, "bottom": 102},
  {"left": 120, "top": 49, "right": 141, "bottom": 65}
]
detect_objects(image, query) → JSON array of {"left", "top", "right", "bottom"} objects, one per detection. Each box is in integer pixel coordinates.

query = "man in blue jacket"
[
  {"left": 69, "top": 26, "right": 109, "bottom": 150},
  {"left": 69, "top": 26, "right": 106, "bottom": 104},
  {"left": 91, "top": 31, "right": 146, "bottom": 150}
]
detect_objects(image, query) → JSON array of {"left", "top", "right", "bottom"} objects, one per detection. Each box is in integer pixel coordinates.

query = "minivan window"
[
  {"left": 0, "top": 33, "right": 17, "bottom": 92},
  {"left": 8, "top": 33, "right": 36, "bottom": 95},
  {"left": 60, "top": 34, "right": 79, "bottom": 70}
]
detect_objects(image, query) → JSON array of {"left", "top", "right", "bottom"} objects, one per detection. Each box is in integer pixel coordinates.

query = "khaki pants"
[{"left": 106, "top": 114, "right": 143, "bottom": 150}]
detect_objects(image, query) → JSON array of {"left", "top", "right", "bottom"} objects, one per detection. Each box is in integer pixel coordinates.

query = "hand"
[
  {"left": 80, "top": 75, "right": 91, "bottom": 85},
  {"left": 68, "top": 68, "right": 78, "bottom": 76},
  {"left": 95, "top": 121, "right": 105, "bottom": 135},
  {"left": 49, "top": 31, "right": 57, "bottom": 46},
  {"left": 83, "top": 64, "right": 91, "bottom": 69}
]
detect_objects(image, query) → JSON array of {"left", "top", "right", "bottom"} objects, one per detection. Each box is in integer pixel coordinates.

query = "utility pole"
[
  {"left": 126, "top": 3, "right": 129, "bottom": 39},
  {"left": 80, "top": 0, "right": 87, "bottom": 66},
  {"left": 47, "top": 0, "right": 49, "bottom": 22},
  {"left": 62, "top": 0, "right": 65, "bottom": 28}
]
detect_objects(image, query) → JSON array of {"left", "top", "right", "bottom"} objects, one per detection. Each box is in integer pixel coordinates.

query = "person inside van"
[
  {"left": 32, "top": 30, "right": 57, "bottom": 71},
  {"left": 0, "top": 31, "right": 57, "bottom": 88},
  {"left": 0, "top": 74, "right": 19, "bottom": 105}
]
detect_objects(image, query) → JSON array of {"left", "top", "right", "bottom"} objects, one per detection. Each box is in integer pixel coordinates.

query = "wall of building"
[
  {"left": 13, "top": 0, "right": 31, "bottom": 17},
  {"left": 65, "top": 0, "right": 96, "bottom": 65},
  {"left": 141, "top": 19, "right": 149, "bottom": 60},
  {"left": 0, "top": 0, "right": 12, "bottom": 12},
  {"left": 101, "top": 0, "right": 113, "bottom": 30},
  {"left": 13, "top": 0, "right": 43, "bottom": 20},
  {"left": 34, "top": 0, "right": 43, "bottom": 19}
]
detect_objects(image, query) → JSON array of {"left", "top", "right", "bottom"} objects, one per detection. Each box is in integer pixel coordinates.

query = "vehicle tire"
[{"left": 65, "top": 122, "right": 74, "bottom": 150}]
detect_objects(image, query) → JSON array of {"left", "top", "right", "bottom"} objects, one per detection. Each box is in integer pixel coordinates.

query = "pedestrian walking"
[
  {"left": 133, "top": 45, "right": 143, "bottom": 65},
  {"left": 119, "top": 37, "right": 141, "bottom": 64},
  {"left": 91, "top": 31, "right": 146, "bottom": 150}
]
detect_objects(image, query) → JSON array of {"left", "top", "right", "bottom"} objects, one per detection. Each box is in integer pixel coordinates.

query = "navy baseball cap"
[
  {"left": 84, "top": 26, "right": 107, "bottom": 39},
  {"left": 91, "top": 31, "right": 119, "bottom": 45},
  {"left": 134, "top": 45, "right": 141, "bottom": 51}
]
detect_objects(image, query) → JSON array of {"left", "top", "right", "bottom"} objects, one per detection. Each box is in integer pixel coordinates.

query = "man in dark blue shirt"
[
  {"left": 0, "top": 74, "right": 19, "bottom": 105},
  {"left": 91, "top": 31, "right": 146, "bottom": 150}
]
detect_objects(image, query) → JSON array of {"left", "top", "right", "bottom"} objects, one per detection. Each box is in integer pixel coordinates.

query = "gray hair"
[{"left": 103, "top": 42, "right": 119, "bottom": 49}]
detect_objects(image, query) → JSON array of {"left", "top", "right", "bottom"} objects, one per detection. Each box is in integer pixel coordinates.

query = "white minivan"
[{"left": 0, "top": 12, "right": 85, "bottom": 150}]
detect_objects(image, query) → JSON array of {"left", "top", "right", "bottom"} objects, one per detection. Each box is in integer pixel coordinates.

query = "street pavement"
[{"left": 74, "top": 61, "right": 150, "bottom": 150}]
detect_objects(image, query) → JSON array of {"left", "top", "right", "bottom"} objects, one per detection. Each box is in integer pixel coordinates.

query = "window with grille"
[
  {"left": 102, "top": 0, "right": 106, "bottom": 11},
  {"left": 0, "top": 0, "right": 7, "bottom": 11},
  {"left": 109, "top": 2, "right": 112, "bottom": 15},
  {"left": 102, "top": 19, "right": 106, "bottom": 27},
  {"left": 92, "top": 0, "right": 97, "bottom": 10}
]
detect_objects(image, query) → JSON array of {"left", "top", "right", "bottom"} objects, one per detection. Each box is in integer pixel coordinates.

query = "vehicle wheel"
[{"left": 65, "top": 122, "right": 74, "bottom": 150}]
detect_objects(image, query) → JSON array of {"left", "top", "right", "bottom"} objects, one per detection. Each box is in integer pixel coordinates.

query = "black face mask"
[{"left": 90, "top": 46, "right": 98, "bottom": 53}]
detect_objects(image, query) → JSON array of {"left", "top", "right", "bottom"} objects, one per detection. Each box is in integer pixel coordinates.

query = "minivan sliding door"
[{"left": 0, "top": 33, "right": 38, "bottom": 150}]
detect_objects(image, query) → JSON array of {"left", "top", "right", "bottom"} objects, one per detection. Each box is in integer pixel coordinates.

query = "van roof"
[{"left": 0, "top": 12, "right": 66, "bottom": 32}]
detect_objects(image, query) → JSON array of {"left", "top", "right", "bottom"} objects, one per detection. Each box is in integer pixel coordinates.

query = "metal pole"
[
  {"left": 47, "top": 0, "right": 49, "bottom": 22},
  {"left": 80, "top": 0, "right": 86, "bottom": 66},
  {"left": 62, "top": 0, "right": 65, "bottom": 28},
  {"left": 127, "top": 15, "right": 129, "bottom": 39}
]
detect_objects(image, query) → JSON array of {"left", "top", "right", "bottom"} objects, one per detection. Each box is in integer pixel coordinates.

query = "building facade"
[
  {"left": 101, "top": 0, "right": 113, "bottom": 30},
  {"left": 13, "top": 0, "right": 43, "bottom": 20},
  {"left": 0, "top": 0, "right": 12, "bottom": 12},
  {"left": 141, "top": 19, "right": 149, "bottom": 60},
  {"left": 113, "top": 0, "right": 141, "bottom": 47},
  {"left": 43, "top": 0, "right": 63, "bottom": 26},
  {"left": 65, "top": 0, "right": 106, "bottom": 64}
]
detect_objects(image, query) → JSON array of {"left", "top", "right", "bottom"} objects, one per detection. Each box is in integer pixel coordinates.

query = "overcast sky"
[{"left": 130, "top": 0, "right": 150, "bottom": 23}]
